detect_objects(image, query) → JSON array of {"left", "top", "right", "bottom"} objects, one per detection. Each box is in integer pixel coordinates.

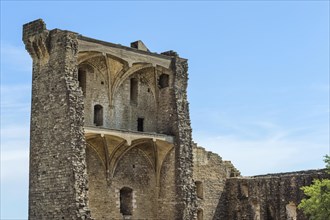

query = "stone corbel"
[{"left": 25, "top": 31, "right": 50, "bottom": 64}]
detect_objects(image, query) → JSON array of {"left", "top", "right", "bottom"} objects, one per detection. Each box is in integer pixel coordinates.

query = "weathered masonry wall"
[
  {"left": 215, "top": 169, "right": 330, "bottom": 220},
  {"left": 77, "top": 37, "right": 174, "bottom": 135},
  {"left": 87, "top": 146, "right": 157, "bottom": 219},
  {"left": 78, "top": 36, "right": 196, "bottom": 218},
  {"left": 85, "top": 133, "right": 176, "bottom": 220},
  {"left": 192, "top": 144, "right": 240, "bottom": 220},
  {"left": 158, "top": 148, "right": 177, "bottom": 219},
  {"left": 166, "top": 52, "right": 198, "bottom": 219},
  {"left": 25, "top": 19, "right": 329, "bottom": 220},
  {"left": 23, "top": 19, "right": 91, "bottom": 219}
]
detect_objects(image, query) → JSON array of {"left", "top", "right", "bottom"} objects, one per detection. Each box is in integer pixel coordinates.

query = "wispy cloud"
[
  {"left": 1, "top": 143, "right": 29, "bottom": 181},
  {"left": 1, "top": 42, "right": 31, "bottom": 72},
  {"left": 192, "top": 107, "right": 329, "bottom": 176},
  {"left": 1, "top": 124, "right": 30, "bottom": 141},
  {"left": 1, "top": 124, "right": 30, "bottom": 181},
  {"left": 193, "top": 128, "right": 328, "bottom": 176},
  {"left": 1, "top": 84, "right": 31, "bottom": 182},
  {"left": 1, "top": 84, "right": 31, "bottom": 118}
]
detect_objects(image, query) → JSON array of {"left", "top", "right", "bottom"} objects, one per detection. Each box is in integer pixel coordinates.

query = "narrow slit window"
[
  {"left": 197, "top": 209, "right": 203, "bottom": 220},
  {"left": 195, "top": 181, "right": 203, "bottom": 199},
  {"left": 130, "top": 78, "right": 138, "bottom": 104},
  {"left": 94, "top": 105, "right": 103, "bottom": 126},
  {"left": 120, "top": 187, "right": 133, "bottom": 216},
  {"left": 159, "top": 74, "right": 169, "bottom": 88},
  {"left": 137, "top": 118, "right": 144, "bottom": 132},
  {"left": 78, "top": 69, "right": 86, "bottom": 95}
]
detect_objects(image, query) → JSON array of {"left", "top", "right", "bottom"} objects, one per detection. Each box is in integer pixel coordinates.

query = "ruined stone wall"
[
  {"left": 165, "top": 52, "right": 197, "bottom": 219},
  {"left": 79, "top": 46, "right": 188, "bottom": 219},
  {"left": 112, "top": 69, "right": 157, "bottom": 132},
  {"left": 80, "top": 56, "right": 170, "bottom": 134},
  {"left": 192, "top": 144, "right": 240, "bottom": 220},
  {"left": 86, "top": 146, "right": 111, "bottom": 220},
  {"left": 79, "top": 62, "right": 110, "bottom": 128},
  {"left": 156, "top": 66, "right": 176, "bottom": 135},
  {"left": 215, "top": 169, "right": 329, "bottom": 220},
  {"left": 86, "top": 144, "right": 158, "bottom": 219},
  {"left": 23, "top": 19, "right": 91, "bottom": 220},
  {"left": 158, "top": 149, "right": 176, "bottom": 219},
  {"left": 112, "top": 147, "right": 157, "bottom": 219},
  {"left": 25, "top": 19, "right": 203, "bottom": 220}
]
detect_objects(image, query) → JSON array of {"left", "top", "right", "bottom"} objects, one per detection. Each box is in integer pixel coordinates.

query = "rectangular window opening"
[
  {"left": 130, "top": 78, "right": 138, "bottom": 104},
  {"left": 137, "top": 118, "right": 144, "bottom": 132},
  {"left": 78, "top": 69, "right": 86, "bottom": 96}
]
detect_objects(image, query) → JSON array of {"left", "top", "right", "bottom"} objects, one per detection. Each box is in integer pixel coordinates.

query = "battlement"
[{"left": 22, "top": 19, "right": 46, "bottom": 43}]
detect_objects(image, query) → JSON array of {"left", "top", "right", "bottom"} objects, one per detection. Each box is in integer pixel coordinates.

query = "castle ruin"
[{"left": 23, "top": 19, "right": 328, "bottom": 220}]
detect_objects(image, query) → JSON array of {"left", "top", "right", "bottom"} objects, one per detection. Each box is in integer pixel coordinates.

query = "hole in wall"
[
  {"left": 78, "top": 68, "right": 87, "bottom": 96},
  {"left": 159, "top": 74, "right": 169, "bottom": 88},
  {"left": 130, "top": 78, "right": 138, "bottom": 104},
  {"left": 137, "top": 118, "right": 144, "bottom": 132},
  {"left": 197, "top": 209, "right": 203, "bottom": 220},
  {"left": 120, "top": 187, "right": 133, "bottom": 216},
  {"left": 195, "top": 181, "right": 203, "bottom": 199},
  {"left": 94, "top": 104, "right": 103, "bottom": 126}
]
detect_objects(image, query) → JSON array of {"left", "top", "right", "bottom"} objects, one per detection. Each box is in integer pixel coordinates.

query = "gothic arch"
[
  {"left": 86, "top": 143, "right": 106, "bottom": 170},
  {"left": 112, "top": 63, "right": 154, "bottom": 100},
  {"left": 112, "top": 139, "right": 155, "bottom": 177}
]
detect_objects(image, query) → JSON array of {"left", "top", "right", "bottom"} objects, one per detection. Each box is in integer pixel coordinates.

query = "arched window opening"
[
  {"left": 78, "top": 68, "right": 86, "bottom": 95},
  {"left": 241, "top": 183, "right": 249, "bottom": 197},
  {"left": 130, "top": 78, "right": 138, "bottom": 104},
  {"left": 195, "top": 181, "right": 203, "bottom": 199},
  {"left": 120, "top": 187, "right": 133, "bottom": 216},
  {"left": 159, "top": 74, "right": 169, "bottom": 88},
  {"left": 197, "top": 209, "right": 203, "bottom": 220},
  {"left": 137, "top": 118, "right": 144, "bottom": 132},
  {"left": 94, "top": 105, "right": 103, "bottom": 126}
]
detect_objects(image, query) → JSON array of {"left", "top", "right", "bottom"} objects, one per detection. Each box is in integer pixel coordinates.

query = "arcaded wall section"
[
  {"left": 106, "top": 147, "right": 157, "bottom": 219},
  {"left": 157, "top": 66, "right": 176, "bottom": 134},
  {"left": 192, "top": 144, "right": 240, "bottom": 220},
  {"left": 86, "top": 146, "right": 110, "bottom": 219},
  {"left": 112, "top": 69, "right": 157, "bottom": 132},
  {"left": 215, "top": 169, "right": 330, "bottom": 220},
  {"left": 23, "top": 20, "right": 91, "bottom": 219},
  {"left": 78, "top": 60, "right": 109, "bottom": 128},
  {"left": 158, "top": 149, "right": 176, "bottom": 219}
]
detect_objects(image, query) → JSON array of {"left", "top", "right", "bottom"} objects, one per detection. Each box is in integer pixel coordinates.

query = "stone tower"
[
  {"left": 23, "top": 19, "right": 197, "bottom": 219},
  {"left": 24, "top": 19, "right": 329, "bottom": 220}
]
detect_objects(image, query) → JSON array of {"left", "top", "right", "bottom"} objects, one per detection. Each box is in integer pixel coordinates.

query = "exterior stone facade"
[
  {"left": 214, "top": 170, "right": 329, "bottom": 220},
  {"left": 24, "top": 19, "right": 329, "bottom": 220},
  {"left": 192, "top": 144, "right": 240, "bottom": 220}
]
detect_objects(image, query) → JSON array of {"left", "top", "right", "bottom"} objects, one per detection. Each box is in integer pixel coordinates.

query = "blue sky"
[{"left": 1, "top": 1, "right": 329, "bottom": 219}]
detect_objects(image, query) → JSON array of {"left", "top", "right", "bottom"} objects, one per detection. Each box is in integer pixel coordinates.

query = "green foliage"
[
  {"left": 298, "top": 155, "right": 330, "bottom": 220},
  {"left": 325, "top": 155, "right": 330, "bottom": 173}
]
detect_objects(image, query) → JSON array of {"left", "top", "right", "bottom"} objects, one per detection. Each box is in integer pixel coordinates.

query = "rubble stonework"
[
  {"left": 171, "top": 55, "right": 197, "bottom": 219},
  {"left": 23, "top": 20, "right": 91, "bottom": 220},
  {"left": 214, "top": 170, "right": 329, "bottom": 220},
  {"left": 24, "top": 19, "right": 328, "bottom": 220},
  {"left": 192, "top": 144, "right": 240, "bottom": 220}
]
